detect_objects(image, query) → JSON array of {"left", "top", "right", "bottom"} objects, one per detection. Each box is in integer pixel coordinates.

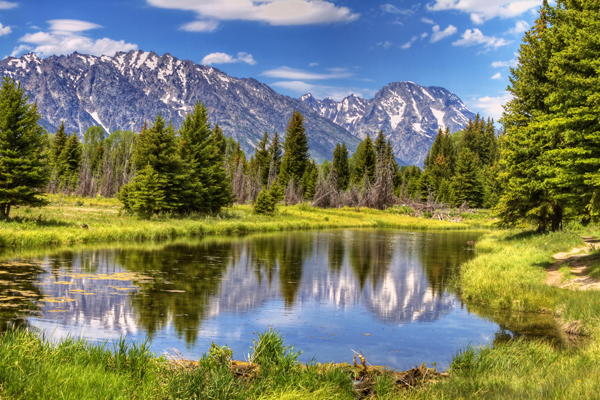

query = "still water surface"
[{"left": 2, "top": 229, "right": 503, "bottom": 370}]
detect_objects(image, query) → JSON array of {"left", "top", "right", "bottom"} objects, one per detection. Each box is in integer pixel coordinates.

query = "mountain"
[
  {"left": 1, "top": 51, "right": 475, "bottom": 165},
  {"left": 0, "top": 51, "right": 360, "bottom": 162},
  {"left": 300, "top": 82, "right": 476, "bottom": 165}
]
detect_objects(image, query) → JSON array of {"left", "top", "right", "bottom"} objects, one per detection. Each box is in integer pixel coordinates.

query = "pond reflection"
[{"left": 1, "top": 229, "right": 546, "bottom": 370}]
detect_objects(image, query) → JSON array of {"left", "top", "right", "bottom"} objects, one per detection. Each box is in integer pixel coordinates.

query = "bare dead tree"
[
  {"left": 246, "top": 167, "right": 262, "bottom": 204},
  {"left": 284, "top": 180, "right": 303, "bottom": 206},
  {"left": 233, "top": 160, "right": 246, "bottom": 204},
  {"left": 311, "top": 168, "right": 339, "bottom": 208},
  {"left": 267, "top": 155, "right": 277, "bottom": 189}
]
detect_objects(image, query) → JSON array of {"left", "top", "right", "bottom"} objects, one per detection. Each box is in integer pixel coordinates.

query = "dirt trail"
[{"left": 546, "top": 237, "right": 600, "bottom": 290}]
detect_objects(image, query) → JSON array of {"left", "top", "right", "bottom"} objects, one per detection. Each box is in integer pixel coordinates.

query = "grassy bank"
[
  {"left": 405, "top": 230, "right": 600, "bottom": 399},
  {"left": 0, "top": 195, "right": 493, "bottom": 249},
  {"left": 0, "top": 328, "right": 413, "bottom": 400}
]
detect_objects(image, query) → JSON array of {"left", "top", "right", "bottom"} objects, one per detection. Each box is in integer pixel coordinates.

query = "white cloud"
[
  {"left": 201, "top": 52, "right": 256, "bottom": 65},
  {"left": 491, "top": 72, "right": 502, "bottom": 80},
  {"left": 421, "top": 17, "right": 435, "bottom": 24},
  {"left": 377, "top": 41, "right": 393, "bottom": 49},
  {"left": 0, "top": 1, "right": 17, "bottom": 10},
  {"left": 262, "top": 66, "right": 352, "bottom": 80},
  {"left": 492, "top": 59, "right": 518, "bottom": 68},
  {"left": 309, "top": 62, "right": 319, "bottom": 67},
  {"left": 452, "top": 29, "right": 511, "bottom": 49},
  {"left": 180, "top": 20, "right": 219, "bottom": 32},
  {"left": 47, "top": 19, "right": 102, "bottom": 32},
  {"left": 381, "top": 4, "right": 416, "bottom": 15},
  {"left": 0, "top": 22, "right": 11, "bottom": 36},
  {"left": 427, "top": 0, "right": 541, "bottom": 24},
  {"left": 147, "top": 0, "right": 359, "bottom": 31},
  {"left": 430, "top": 24, "right": 457, "bottom": 43},
  {"left": 421, "top": 32, "right": 429, "bottom": 39},
  {"left": 400, "top": 36, "right": 418, "bottom": 49},
  {"left": 469, "top": 92, "right": 512, "bottom": 120},
  {"left": 271, "top": 80, "right": 373, "bottom": 101},
  {"left": 506, "top": 19, "right": 530, "bottom": 35},
  {"left": 11, "top": 19, "right": 138, "bottom": 58}
]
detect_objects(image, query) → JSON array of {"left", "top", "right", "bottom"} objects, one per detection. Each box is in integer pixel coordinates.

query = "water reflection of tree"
[
  {"left": 0, "top": 261, "right": 45, "bottom": 331},
  {"left": 418, "top": 233, "right": 482, "bottom": 297},
  {"left": 328, "top": 234, "right": 345, "bottom": 275},
  {"left": 277, "top": 235, "right": 308, "bottom": 308},
  {"left": 115, "top": 241, "right": 232, "bottom": 345},
  {"left": 348, "top": 232, "right": 393, "bottom": 291}
]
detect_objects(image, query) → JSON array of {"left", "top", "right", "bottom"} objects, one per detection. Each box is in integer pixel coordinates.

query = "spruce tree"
[
  {"left": 179, "top": 102, "right": 233, "bottom": 212},
  {"left": 302, "top": 160, "right": 318, "bottom": 200},
  {"left": 211, "top": 124, "right": 226, "bottom": 156},
  {"left": 452, "top": 148, "right": 484, "bottom": 208},
  {"left": 59, "top": 132, "right": 82, "bottom": 191},
  {"left": 0, "top": 77, "right": 49, "bottom": 218},
  {"left": 354, "top": 134, "right": 376, "bottom": 185},
  {"left": 255, "top": 132, "right": 271, "bottom": 188},
  {"left": 279, "top": 111, "right": 310, "bottom": 186},
  {"left": 121, "top": 115, "right": 185, "bottom": 214},
  {"left": 333, "top": 143, "right": 350, "bottom": 191},
  {"left": 496, "top": 1, "right": 564, "bottom": 231},
  {"left": 269, "top": 131, "right": 282, "bottom": 175}
]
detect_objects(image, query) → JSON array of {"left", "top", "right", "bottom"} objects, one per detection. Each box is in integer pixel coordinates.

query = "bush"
[{"left": 254, "top": 189, "right": 275, "bottom": 215}]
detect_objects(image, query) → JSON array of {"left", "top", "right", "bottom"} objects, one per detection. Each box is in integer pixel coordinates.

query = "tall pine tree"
[
  {"left": 279, "top": 111, "right": 310, "bottom": 187},
  {"left": 0, "top": 77, "right": 49, "bottom": 218}
]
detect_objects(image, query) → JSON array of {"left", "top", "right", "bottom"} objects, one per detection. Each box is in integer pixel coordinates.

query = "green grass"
[
  {"left": 402, "top": 228, "right": 600, "bottom": 399},
  {"left": 0, "top": 195, "right": 493, "bottom": 249}
]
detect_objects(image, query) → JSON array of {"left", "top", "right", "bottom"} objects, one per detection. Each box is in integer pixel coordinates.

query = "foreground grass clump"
[
  {"left": 0, "top": 328, "right": 416, "bottom": 400},
  {"left": 0, "top": 195, "right": 492, "bottom": 249}
]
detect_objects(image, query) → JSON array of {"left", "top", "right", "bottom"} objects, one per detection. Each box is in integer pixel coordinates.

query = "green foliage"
[
  {"left": 279, "top": 111, "right": 310, "bottom": 186},
  {"left": 332, "top": 143, "right": 350, "bottom": 191},
  {"left": 0, "top": 77, "right": 49, "bottom": 218},
  {"left": 254, "top": 187, "right": 276, "bottom": 215},
  {"left": 255, "top": 131, "right": 271, "bottom": 187},
  {"left": 352, "top": 133, "right": 376, "bottom": 185},
  {"left": 452, "top": 148, "right": 484, "bottom": 208},
  {"left": 302, "top": 160, "right": 318, "bottom": 200}
]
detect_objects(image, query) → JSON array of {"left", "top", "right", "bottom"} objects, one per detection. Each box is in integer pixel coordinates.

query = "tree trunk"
[
  {"left": 552, "top": 204, "right": 563, "bottom": 232},
  {"left": 0, "top": 203, "right": 5, "bottom": 219},
  {"left": 5, "top": 204, "right": 10, "bottom": 219}
]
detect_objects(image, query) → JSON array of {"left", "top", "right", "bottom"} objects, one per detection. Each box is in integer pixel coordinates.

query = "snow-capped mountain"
[
  {"left": 1, "top": 51, "right": 360, "bottom": 162},
  {"left": 1, "top": 51, "right": 475, "bottom": 165},
  {"left": 301, "top": 82, "right": 476, "bottom": 165}
]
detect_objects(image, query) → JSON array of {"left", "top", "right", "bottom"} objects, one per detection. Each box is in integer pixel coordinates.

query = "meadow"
[{"left": 0, "top": 195, "right": 493, "bottom": 249}]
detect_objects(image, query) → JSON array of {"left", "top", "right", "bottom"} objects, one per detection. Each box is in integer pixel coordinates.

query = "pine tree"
[
  {"left": 496, "top": 1, "right": 564, "bottom": 231},
  {"left": 279, "top": 111, "right": 310, "bottom": 187},
  {"left": 59, "top": 132, "right": 82, "bottom": 191},
  {"left": 211, "top": 124, "right": 226, "bottom": 156},
  {"left": 540, "top": 0, "right": 600, "bottom": 221},
  {"left": 255, "top": 132, "right": 271, "bottom": 188},
  {"left": 332, "top": 143, "right": 350, "bottom": 191},
  {"left": 302, "top": 160, "right": 318, "bottom": 200},
  {"left": 254, "top": 187, "right": 276, "bottom": 215},
  {"left": 0, "top": 77, "right": 49, "bottom": 218},
  {"left": 353, "top": 134, "right": 376, "bottom": 185},
  {"left": 374, "top": 130, "right": 386, "bottom": 158},
  {"left": 179, "top": 102, "right": 233, "bottom": 212},
  {"left": 120, "top": 115, "right": 185, "bottom": 214},
  {"left": 269, "top": 131, "right": 282, "bottom": 175},
  {"left": 452, "top": 148, "right": 484, "bottom": 208}
]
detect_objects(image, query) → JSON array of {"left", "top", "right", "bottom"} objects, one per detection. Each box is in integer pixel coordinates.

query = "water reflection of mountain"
[{"left": 28, "top": 230, "right": 481, "bottom": 344}]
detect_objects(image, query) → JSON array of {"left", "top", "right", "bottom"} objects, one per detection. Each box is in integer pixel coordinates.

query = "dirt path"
[{"left": 546, "top": 237, "right": 600, "bottom": 290}]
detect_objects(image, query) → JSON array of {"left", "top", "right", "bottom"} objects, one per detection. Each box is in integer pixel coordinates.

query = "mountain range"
[{"left": 1, "top": 50, "right": 476, "bottom": 165}]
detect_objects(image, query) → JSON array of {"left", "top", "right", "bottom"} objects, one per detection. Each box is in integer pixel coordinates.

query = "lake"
[{"left": 1, "top": 229, "right": 517, "bottom": 370}]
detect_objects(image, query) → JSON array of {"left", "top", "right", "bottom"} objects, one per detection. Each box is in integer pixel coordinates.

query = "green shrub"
[{"left": 254, "top": 189, "right": 276, "bottom": 215}]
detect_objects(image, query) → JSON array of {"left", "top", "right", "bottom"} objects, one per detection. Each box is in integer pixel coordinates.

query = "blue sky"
[{"left": 0, "top": 0, "right": 544, "bottom": 120}]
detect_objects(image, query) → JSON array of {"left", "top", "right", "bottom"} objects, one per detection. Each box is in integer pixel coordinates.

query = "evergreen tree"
[
  {"left": 269, "top": 131, "right": 282, "bottom": 175},
  {"left": 540, "top": 0, "right": 600, "bottom": 221},
  {"left": 59, "top": 132, "right": 82, "bottom": 191},
  {"left": 179, "top": 102, "right": 233, "bottom": 212},
  {"left": 374, "top": 130, "right": 386, "bottom": 158},
  {"left": 302, "top": 160, "right": 318, "bottom": 200},
  {"left": 279, "top": 111, "right": 310, "bottom": 186},
  {"left": 254, "top": 187, "right": 276, "bottom": 215},
  {"left": 353, "top": 134, "right": 376, "bottom": 184},
  {"left": 0, "top": 77, "right": 49, "bottom": 218},
  {"left": 332, "top": 143, "right": 350, "bottom": 191},
  {"left": 51, "top": 122, "right": 68, "bottom": 171},
  {"left": 496, "top": 1, "right": 564, "bottom": 231},
  {"left": 211, "top": 124, "right": 226, "bottom": 156},
  {"left": 120, "top": 115, "right": 185, "bottom": 214},
  {"left": 452, "top": 148, "right": 484, "bottom": 208},
  {"left": 255, "top": 132, "right": 271, "bottom": 188}
]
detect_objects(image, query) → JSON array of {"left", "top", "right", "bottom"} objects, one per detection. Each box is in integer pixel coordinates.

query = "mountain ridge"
[{"left": 1, "top": 50, "right": 475, "bottom": 165}]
